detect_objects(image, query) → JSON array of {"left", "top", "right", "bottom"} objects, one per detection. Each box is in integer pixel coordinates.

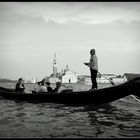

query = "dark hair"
[
  {"left": 19, "top": 78, "right": 23, "bottom": 81},
  {"left": 46, "top": 82, "right": 50, "bottom": 86},
  {"left": 90, "top": 49, "right": 95, "bottom": 53},
  {"left": 39, "top": 81, "right": 45, "bottom": 85},
  {"left": 37, "top": 81, "right": 41, "bottom": 85}
]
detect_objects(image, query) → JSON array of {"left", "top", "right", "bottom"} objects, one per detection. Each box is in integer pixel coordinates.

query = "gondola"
[{"left": 0, "top": 77, "right": 140, "bottom": 105}]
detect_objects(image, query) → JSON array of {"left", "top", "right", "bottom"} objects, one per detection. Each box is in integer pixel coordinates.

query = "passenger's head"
[
  {"left": 18, "top": 78, "right": 24, "bottom": 83},
  {"left": 41, "top": 82, "right": 45, "bottom": 86},
  {"left": 37, "top": 82, "right": 42, "bottom": 86},
  {"left": 90, "top": 49, "right": 95, "bottom": 56},
  {"left": 46, "top": 82, "right": 50, "bottom": 86}
]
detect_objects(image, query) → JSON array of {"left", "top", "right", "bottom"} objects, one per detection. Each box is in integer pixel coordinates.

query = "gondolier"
[{"left": 84, "top": 49, "right": 98, "bottom": 90}]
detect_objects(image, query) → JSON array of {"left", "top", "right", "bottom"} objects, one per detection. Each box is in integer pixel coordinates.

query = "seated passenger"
[
  {"left": 33, "top": 81, "right": 42, "bottom": 93},
  {"left": 38, "top": 82, "right": 47, "bottom": 92},
  {"left": 46, "top": 82, "right": 53, "bottom": 92},
  {"left": 15, "top": 78, "right": 25, "bottom": 93},
  {"left": 53, "top": 82, "right": 62, "bottom": 93}
]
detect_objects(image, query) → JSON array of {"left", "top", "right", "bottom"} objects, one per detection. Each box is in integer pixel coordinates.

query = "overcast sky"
[{"left": 0, "top": 2, "right": 140, "bottom": 80}]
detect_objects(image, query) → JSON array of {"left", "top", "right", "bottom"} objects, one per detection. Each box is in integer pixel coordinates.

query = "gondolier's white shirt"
[{"left": 89, "top": 55, "right": 98, "bottom": 70}]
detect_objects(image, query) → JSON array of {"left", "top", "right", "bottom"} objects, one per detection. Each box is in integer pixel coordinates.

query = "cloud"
[
  {"left": 1, "top": 2, "right": 140, "bottom": 25},
  {"left": 41, "top": 2, "right": 140, "bottom": 24}
]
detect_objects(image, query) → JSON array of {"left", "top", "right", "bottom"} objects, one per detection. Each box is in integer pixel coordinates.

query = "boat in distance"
[{"left": 0, "top": 77, "right": 140, "bottom": 105}]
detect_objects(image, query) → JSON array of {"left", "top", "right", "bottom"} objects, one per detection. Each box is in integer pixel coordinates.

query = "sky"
[{"left": 0, "top": 2, "right": 140, "bottom": 81}]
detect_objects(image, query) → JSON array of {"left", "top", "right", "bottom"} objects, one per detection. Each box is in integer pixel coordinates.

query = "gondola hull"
[{"left": 0, "top": 77, "right": 140, "bottom": 105}]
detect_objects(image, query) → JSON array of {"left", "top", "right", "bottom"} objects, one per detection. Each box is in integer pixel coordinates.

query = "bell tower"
[{"left": 53, "top": 53, "right": 57, "bottom": 76}]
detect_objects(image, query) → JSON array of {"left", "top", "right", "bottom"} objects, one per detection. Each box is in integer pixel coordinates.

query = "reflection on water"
[{"left": 0, "top": 97, "right": 140, "bottom": 138}]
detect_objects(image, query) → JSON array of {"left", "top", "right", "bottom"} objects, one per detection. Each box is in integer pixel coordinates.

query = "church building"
[
  {"left": 47, "top": 53, "right": 61, "bottom": 83},
  {"left": 61, "top": 65, "right": 78, "bottom": 83},
  {"left": 47, "top": 53, "right": 78, "bottom": 83}
]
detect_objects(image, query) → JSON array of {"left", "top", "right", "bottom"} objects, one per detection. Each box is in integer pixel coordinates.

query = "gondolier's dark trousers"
[{"left": 90, "top": 68, "right": 98, "bottom": 89}]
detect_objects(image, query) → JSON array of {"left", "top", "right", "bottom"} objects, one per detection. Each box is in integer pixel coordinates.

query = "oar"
[
  {"left": 84, "top": 62, "right": 115, "bottom": 86},
  {"left": 83, "top": 62, "right": 115, "bottom": 86},
  {"left": 97, "top": 72, "right": 116, "bottom": 86},
  {"left": 131, "top": 95, "right": 140, "bottom": 103}
]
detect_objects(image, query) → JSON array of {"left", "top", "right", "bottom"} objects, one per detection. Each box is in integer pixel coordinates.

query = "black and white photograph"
[{"left": 0, "top": 2, "right": 140, "bottom": 138}]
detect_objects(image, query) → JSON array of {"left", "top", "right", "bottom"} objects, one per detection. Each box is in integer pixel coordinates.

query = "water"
[{"left": 0, "top": 83, "right": 140, "bottom": 138}]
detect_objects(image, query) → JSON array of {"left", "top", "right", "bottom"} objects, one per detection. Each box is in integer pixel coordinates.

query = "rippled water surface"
[{"left": 0, "top": 83, "right": 140, "bottom": 138}]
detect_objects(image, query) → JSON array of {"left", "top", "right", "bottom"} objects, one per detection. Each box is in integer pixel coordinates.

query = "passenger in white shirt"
[{"left": 38, "top": 82, "right": 47, "bottom": 92}]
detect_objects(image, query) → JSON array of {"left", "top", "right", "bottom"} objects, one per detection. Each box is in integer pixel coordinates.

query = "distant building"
[
  {"left": 111, "top": 77, "right": 127, "bottom": 84},
  {"left": 64, "top": 65, "right": 70, "bottom": 73},
  {"left": 42, "top": 75, "right": 60, "bottom": 84},
  {"left": 110, "top": 73, "right": 140, "bottom": 84},
  {"left": 53, "top": 53, "right": 57, "bottom": 76},
  {"left": 123, "top": 73, "right": 140, "bottom": 81},
  {"left": 62, "top": 70, "right": 78, "bottom": 83},
  {"left": 103, "top": 74, "right": 117, "bottom": 79},
  {"left": 84, "top": 75, "right": 92, "bottom": 84},
  {"left": 47, "top": 76, "right": 61, "bottom": 83},
  {"left": 78, "top": 73, "right": 125, "bottom": 84},
  {"left": 46, "top": 53, "right": 61, "bottom": 83},
  {"left": 49, "top": 58, "right": 78, "bottom": 83},
  {"left": 77, "top": 75, "right": 86, "bottom": 83}
]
